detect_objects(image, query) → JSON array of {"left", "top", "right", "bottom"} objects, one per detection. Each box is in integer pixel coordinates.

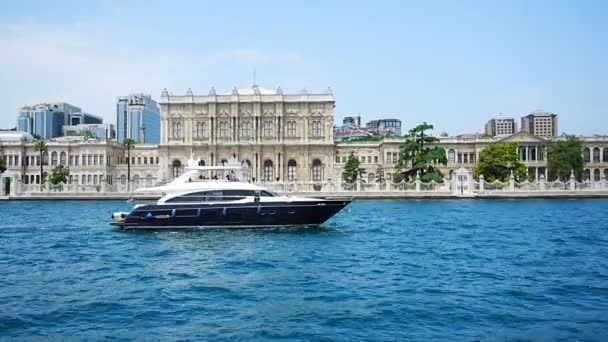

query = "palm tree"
[
  {"left": 123, "top": 138, "right": 137, "bottom": 192},
  {"left": 34, "top": 140, "right": 48, "bottom": 191}
]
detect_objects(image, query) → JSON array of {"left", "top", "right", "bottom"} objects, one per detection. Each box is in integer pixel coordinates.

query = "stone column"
[
  {"left": 539, "top": 174, "right": 545, "bottom": 191},
  {"left": 415, "top": 171, "right": 421, "bottom": 191},
  {"left": 569, "top": 170, "right": 576, "bottom": 190},
  {"left": 479, "top": 174, "right": 485, "bottom": 192},
  {"left": 509, "top": 170, "right": 515, "bottom": 191}
]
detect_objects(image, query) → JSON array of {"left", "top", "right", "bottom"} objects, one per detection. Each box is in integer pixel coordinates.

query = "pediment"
[
  {"left": 499, "top": 131, "right": 547, "bottom": 143},
  {"left": 195, "top": 111, "right": 208, "bottom": 116},
  {"left": 310, "top": 111, "right": 324, "bottom": 117},
  {"left": 218, "top": 111, "right": 231, "bottom": 118},
  {"left": 286, "top": 110, "right": 299, "bottom": 116},
  {"left": 262, "top": 111, "right": 275, "bottom": 117}
]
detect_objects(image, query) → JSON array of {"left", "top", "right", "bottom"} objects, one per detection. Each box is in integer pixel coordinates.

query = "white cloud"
[{"left": 0, "top": 20, "right": 322, "bottom": 128}]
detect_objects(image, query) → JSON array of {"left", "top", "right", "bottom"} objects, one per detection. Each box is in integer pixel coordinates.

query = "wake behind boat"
[{"left": 111, "top": 159, "right": 350, "bottom": 230}]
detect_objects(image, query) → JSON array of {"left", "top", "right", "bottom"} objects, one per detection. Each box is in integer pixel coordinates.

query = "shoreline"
[{"left": 2, "top": 191, "right": 608, "bottom": 201}]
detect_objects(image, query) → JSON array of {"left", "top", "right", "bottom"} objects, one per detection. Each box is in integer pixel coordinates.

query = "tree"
[
  {"left": 473, "top": 142, "right": 527, "bottom": 182},
  {"left": 123, "top": 138, "right": 137, "bottom": 192},
  {"left": 547, "top": 135, "right": 583, "bottom": 182},
  {"left": 342, "top": 152, "right": 365, "bottom": 183},
  {"left": 82, "top": 129, "right": 95, "bottom": 140},
  {"left": 394, "top": 122, "right": 447, "bottom": 183},
  {"left": 50, "top": 165, "right": 70, "bottom": 186},
  {"left": 34, "top": 140, "right": 48, "bottom": 190}
]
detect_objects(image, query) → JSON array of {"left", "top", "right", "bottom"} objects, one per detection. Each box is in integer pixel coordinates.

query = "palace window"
[
  {"left": 59, "top": 152, "right": 66, "bottom": 165},
  {"left": 448, "top": 149, "right": 455, "bottom": 163},
  {"left": 51, "top": 152, "right": 58, "bottom": 166},
  {"left": 241, "top": 120, "right": 252, "bottom": 137},
  {"left": 288, "top": 160, "right": 297, "bottom": 181},
  {"left": 219, "top": 121, "right": 229, "bottom": 138},
  {"left": 583, "top": 148, "right": 590, "bottom": 163},
  {"left": 593, "top": 148, "right": 600, "bottom": 163},
  {"left": 335, "top": 155, "right": 340, "bottom": 163},
  {"left": 194, "top": 121, "right": 206, "bottom": 139},
  {"left": 311, "top": 120, "right": 322, "bottom": 137},
  {"left": 172, "top": 121, "right": 182, "bottom": 139},
  {"left": 392, "top": 152, "right": 398, "bottom": 164},
  {"left": 263, "top": 121, "right": 273, "bottom": 137},
  {"left": 263, "top": 160, "right": 274, "bottom": 181},
  {"left": 172, "top": 160, "right": 182, "bottom": 179},
  {"left": 374, "top": 156, "right": 378, "bottom": 163},
  {"left": 287, "top": 121, "right": 297, "bottom": 137},
  {"left": 312, "top": 159, "right": 322, "bottom": 181}
]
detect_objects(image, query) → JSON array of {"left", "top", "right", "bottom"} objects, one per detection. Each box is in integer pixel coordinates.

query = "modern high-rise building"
[
  {"left": 521, "top": 111, "right": 558, "bottom": 137},
  {"left": 17, "top": 102, "right": 92, "bottom": 140},
  {"left": 485, "top": 116, "right": 516, "bottom": 137},
  {"left": 116, "top": 94, "right": 160, "bottom": 144},
  {"left": 342, "top": 116, "right": 362, "bottom": 128},
  {"left": 366, "top": 119, "right": 402, "bottom": 136}
]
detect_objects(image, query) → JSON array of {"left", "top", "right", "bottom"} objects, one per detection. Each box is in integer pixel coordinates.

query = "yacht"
[{"left": 111, "top": 159, "right": 351, "bottom": 230}]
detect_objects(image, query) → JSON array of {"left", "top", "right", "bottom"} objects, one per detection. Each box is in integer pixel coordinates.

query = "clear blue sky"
[{"left": 1, "top": 0, "right": 606, "bottom": 135}]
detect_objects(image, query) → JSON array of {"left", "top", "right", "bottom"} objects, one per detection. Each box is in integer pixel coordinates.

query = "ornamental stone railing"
[{"left": 4, "top": 172, "right": 608, "bottom": 197}]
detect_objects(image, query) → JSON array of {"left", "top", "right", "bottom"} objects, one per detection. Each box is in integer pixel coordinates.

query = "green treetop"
[
  {"left": 547, "top": 135, "right": 583, "bottom": 182},
  {"left": 394, "top": 122, "right": 447, "bottom": 183},
  {"left": 473, "top": 142, "right": 527, "bottom": 182},
  {"left": 342, "top": 152, "right": 366, "bottom": 183}
]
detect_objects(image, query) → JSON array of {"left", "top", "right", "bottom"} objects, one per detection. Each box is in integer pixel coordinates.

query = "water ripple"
[{"left": 0, "top": 199, "right": 607, "bottom": 340}]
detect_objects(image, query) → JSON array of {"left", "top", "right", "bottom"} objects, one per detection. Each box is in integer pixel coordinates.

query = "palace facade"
[{"left": 157, "top": 86, "right": 335, "bottom": 183}]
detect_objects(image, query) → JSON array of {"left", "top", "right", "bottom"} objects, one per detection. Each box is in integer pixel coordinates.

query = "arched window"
[
  {"left": 146, "top": 174, "right": 153, "bottom": 185},
  {"left": 287, "top": 120, "right": 297, "bottom": 137},
  {"left": 603, "top": 148, "right": 608, "bottom": 162},
  {"left": 240, "top": 120, "right": 252, "bottom": 137},
  {"left": 374, "top": 156, "right": 378, "bottom": 163},
  {"left": 120, "top": 175, "right": 126, "bottom": 185},
  {"left": 59, "top": 152, "right": 67, "bottom": 165},
  {"left": 172, "top": 160, "right": 182, "bottom": 179},
  {"left": 42, "top": 152, "right": 49, "bottom": 166},
  {"left": 198, "top": 159, "right": 205, "bottom": 166},
  {"left": 87, "top": 175, "right": 92, "bottom": 184},
  {"left": 263, "top": 160, "right": 274, "bottom": 181},
  {"left": 367, "top": 156, "right": 372, "bottom": 163},
  {"left": 342, "top": 156, "right": 346, "bottom": 163},
  {"left": 583, "top": 148, "right": 591, "bottom": 163},
  {"left": 51, "top": 151, "right": 58, "bottom": 166},
  {"left": 449, "top": 170, "right": 454, "bottom": 179},
  {"left": 82, "top": 175, "right": 86, "bottom": 184},
  {"left": 312, "top": 121, "right": 322, "bottom": 137},
  {"left": 263, "top": 121, "right": 273, "bottom": 137},
  {"left": 93, "top": 175, "right": 98, "bottom": 184},
  {"left": 368, "top": 172, "right": 375, "bottom": 183},
  {"left": 312, "top": 159, "right": 322, "bottom": 182},
  {"left": 448, "top": 149, "right": 456, "bottom": 163},
  {"left": 133, "top": 175, "right": 140, "bottom": 186},
  {"left": 219, "top": 121, "right": 229, "bottom": 138},
  {"left": 287, "top": 160, "right": 297, "bottom": 181},
  {"left": 584, "top": 169, "right": 591, "bottom": 180},
  {"left": 593, "top": 148, "right": 600, "bottom": 163},
  {"left": 172, "top": 121, "right": 182, "bottom": 139},
  {"left": 594, "top": 169, "right": 601, "bottom": 181},
  {"left": 604, "top": 169, "right": 608, "bottom": 180},
  {"left": 242, "top": 160, "right": 252, "bottom": 181}
]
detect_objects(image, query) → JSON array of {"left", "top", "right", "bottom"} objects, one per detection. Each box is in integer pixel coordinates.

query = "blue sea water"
[{"left": 0, "top": 199, "right": 607, "bottom": 341}]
